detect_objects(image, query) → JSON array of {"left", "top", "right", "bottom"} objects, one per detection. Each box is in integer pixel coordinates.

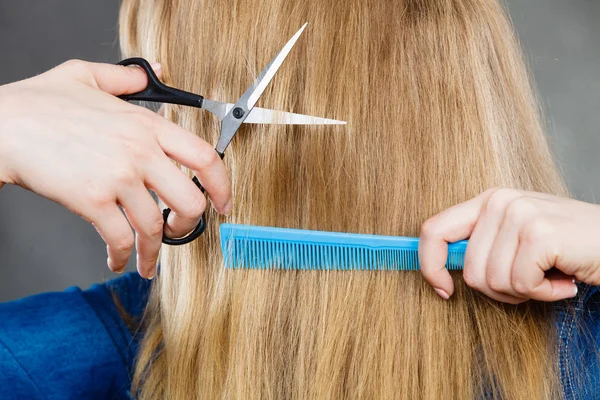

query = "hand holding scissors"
[
  {"left": 0, "top": 24, "right": 344, "bottom": 278},
  {"left": 0, "top": 59, "right": 211, "bottom": 278},
  {"left": 118, "top": 23, "right": 345, "bottom": 246}
]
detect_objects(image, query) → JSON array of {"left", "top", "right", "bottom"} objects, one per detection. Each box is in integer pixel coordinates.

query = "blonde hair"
[{"left": 120, "top": 0, "right": 568, "bottom": 398}]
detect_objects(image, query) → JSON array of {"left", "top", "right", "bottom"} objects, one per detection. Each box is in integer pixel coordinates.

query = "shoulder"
[{"left": 0, "top": 273, "right": 150, "bottom": 400}]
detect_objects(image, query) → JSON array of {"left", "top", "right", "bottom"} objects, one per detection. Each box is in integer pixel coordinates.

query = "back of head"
[{"left": 121, "top": 0, "right": 567, "bottom": 398}]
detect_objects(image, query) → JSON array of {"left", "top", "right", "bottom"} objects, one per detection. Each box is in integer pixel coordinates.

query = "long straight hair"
[{"left": 120, "top": 0, "right": 568, "bottom": 398}]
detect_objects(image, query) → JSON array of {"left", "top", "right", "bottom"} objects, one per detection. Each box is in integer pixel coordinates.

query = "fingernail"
[
  {"left": 150, "top": 62, "right": 161, "bottom": 71},
  {"left": 223, "top": 199, "right": 233, "bottom": 215},
  {"left": 572, "top": 284, "right": 578, "bottom": 298},
  {"left": 434, "top": 288, "right": 450, "bottom": 300},
  {"left": 108, "top": 257, "right": 125, "bottom": 274}
]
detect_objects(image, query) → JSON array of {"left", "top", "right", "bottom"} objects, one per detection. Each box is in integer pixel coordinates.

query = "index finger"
[{"left": 419, "top": 189, "right": 495, "bottom": 298}]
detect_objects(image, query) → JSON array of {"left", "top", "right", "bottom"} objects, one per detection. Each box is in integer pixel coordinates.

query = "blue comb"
[{"left": 220, "top": 224, "right": 467, "bottom": 271}]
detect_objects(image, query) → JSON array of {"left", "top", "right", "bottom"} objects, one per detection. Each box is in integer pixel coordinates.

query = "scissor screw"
[{"left": 232, "top": 107, "right": 245, "bottom": 119}]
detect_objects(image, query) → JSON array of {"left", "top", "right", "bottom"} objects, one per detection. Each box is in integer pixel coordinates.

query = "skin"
[
  {"left": 419, "top": 188, "right": 600, "bottom": 304},
  {"left": 0, "top": 60, "right": 232, "bottom": 279}
]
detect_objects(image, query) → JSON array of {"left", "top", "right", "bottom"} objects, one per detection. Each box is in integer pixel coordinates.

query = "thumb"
[
  {"left": 530, "top": 276, "right": 578, "bottom": 302},
  {"left": 83, "top": 61, "right": 162, "bottom": 96}
]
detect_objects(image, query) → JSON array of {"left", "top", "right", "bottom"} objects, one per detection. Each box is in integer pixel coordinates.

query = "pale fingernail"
[
  {"left": 434, "top": 287, "right": 450, "bottom": 300},
  {"left": 572, "top": 284, "right": 578, "bottom": 298},
  {"left": 147, "top": 267, "right": 156, "bottom": 280},
  {"left": 150, "top": 62, "right": 161, "bottom": 72},
  {"left": 223, "top": 199, "right": 233, "bottom": 215},
  {"left": 108, "top": 257, "right": 125, "bottom": 274}
]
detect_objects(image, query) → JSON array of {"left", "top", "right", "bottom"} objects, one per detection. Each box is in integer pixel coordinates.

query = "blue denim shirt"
[
  {"left": 557, "top": 283, "right": 600, "bottom": 400},
  {"left": 0, "top": 273, "right": 598, "bottom": 399},
  {"left": 0, "top": 274, "right": 150, "bottom": 400}
]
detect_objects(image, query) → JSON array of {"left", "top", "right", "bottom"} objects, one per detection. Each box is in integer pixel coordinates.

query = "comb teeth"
[{"left": 220, "top": 224, "right": 467, "bottom": 271}]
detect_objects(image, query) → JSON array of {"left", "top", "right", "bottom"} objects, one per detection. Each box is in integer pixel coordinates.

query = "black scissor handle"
[
  {"left": 117, "top": 58, "right": 204, "bottom": 108},
  {"left": 161, "top": 176, "right": 207, "bottom": 245},
  {"left": 117, "top": 57, "right": 213, "bottom": 246}
]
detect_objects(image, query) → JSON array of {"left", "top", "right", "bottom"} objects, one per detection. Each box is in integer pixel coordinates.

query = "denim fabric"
[
  {"left": 557, "top": 283, "right": 600, "bottom": 400},
  {"left": 0, "top": 273, "right": 597, "bottom": 399},
  {"left": 0, "top": 274, "right": 149, "bottom": 400}
]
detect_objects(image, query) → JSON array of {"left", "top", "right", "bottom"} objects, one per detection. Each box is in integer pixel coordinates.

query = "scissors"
[{"left": 117, "top": 23, "right": 346, "bottom": 246}]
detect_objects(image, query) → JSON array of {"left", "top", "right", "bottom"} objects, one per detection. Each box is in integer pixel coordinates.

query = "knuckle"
[
  {"left": 511, "top": 278, "right": 529, "bottom": 296},
  {"left": 522, "top": 217, "right": 554, "bottom": 245},
  {"left": 505, "top": 197, "right": 537, "bottom": 223},
  {"left": 487, "top": 276, "right": 507, "bottom": 292},
  {"left": 124, "top": 108, "right": 157, "bottom": 134},
  {"left": 113, "top": 235, "right": 134, "bottom": 253},
  {"left": 195, "top": 145, "right": 219, "bottom": 169},
  {"left": 129, "top": 113, "right": 158, "bottom": 139},
  {"left": 585, "top": 267, "right": 600, "bottom": 286},
  {"left": 111, "top": 162, "right": 138, "bottom": 185},
  {"left": 121, "top": 116, "right": 163, "bottom": 158},
  {"left": 146, "top": 216, "right": 165, "bottom": 238},
  {"left": 59, "top": 60, "right": 93, "bottom": 82},
  {"left": 85, "top": 181, "right": 114, "bottom": 207},
  {"left": 482, "top": 187, "right": 500, "bottom": 196},
  {"left": 61, "top": 59, "right": 87, "bottom": 71},
  {"left": 181, "top": 193, "right": 207, "bottom": 219},
  {"left": 420, "top": 218, "right": 442, "bottom": 240},
  {"left": 463, "top": 271, "right": 482, "bottom": 290},
  {"left": 124, "top": 139, "right": 153, "bottom": 162},
  {"left": 484, "top": 188, "right": 521, "bottom": 216}
]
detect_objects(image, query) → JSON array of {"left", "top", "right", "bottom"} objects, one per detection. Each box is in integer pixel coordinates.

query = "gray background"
[{"left": 0, "top": 1, "right": 598, "bottom": 301}]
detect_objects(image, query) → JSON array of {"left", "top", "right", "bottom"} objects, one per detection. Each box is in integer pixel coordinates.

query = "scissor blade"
[
  {"left": 245, "top": 22, "right": 308, "bottom": 110},
  {"left": 204, "top": 99, "right": 346, "bottom": 125},
  {"left": 216, "top": 23, "right": 308, "bottom": 153},
  {"left": 244, "top": 106, "right": 346, "bottom": 125}
]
